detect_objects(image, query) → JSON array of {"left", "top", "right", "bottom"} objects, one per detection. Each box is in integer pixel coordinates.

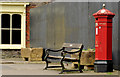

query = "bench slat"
[
  {"left": 62, "top": 43, "right": 83, "bottom": 48},
  {"left": 48, "top": 55, "right": 78, "bottom": 61}
]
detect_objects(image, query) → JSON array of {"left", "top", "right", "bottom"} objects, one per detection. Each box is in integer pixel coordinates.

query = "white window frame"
[{"left": 0, "top": 2, "right": 29, "bottom": 49}]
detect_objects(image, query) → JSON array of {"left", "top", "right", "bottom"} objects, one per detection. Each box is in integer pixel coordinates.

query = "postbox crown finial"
[
  {"left": 103, "top": 4, "right": 105, "bottom": 8},
  {"left": 93, "top": 3, "right": 115, "bottom": 16}
]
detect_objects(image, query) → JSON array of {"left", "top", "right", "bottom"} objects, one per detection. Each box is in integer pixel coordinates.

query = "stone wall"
[
  {"left": 2, "top": 49, "right": 21, "bottom": 59},
  {"left": 71, "top": 49, "right": 95, "bottom": 65}
]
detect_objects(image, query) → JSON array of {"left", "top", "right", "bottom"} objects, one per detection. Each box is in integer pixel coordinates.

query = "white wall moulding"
[{"left": 0, "top": 3, "right": 29, "bottom": 13}]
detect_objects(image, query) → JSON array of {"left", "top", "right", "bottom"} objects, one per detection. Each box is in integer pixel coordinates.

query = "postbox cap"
[{"left": 93, "top": 4, "right": 115, "bottom": 16}]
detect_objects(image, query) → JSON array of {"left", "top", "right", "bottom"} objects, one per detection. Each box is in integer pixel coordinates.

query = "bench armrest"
[
  {"left": 44, "top": 48, "right": 64, "bottom": 60},
  {"left": 46, "top": 48, "right": 64, "bottom": 52}
]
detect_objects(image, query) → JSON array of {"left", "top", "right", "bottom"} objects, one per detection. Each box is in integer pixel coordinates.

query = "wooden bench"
[{"left": 44, "top": 43, "right": 84, "bottom": 74}]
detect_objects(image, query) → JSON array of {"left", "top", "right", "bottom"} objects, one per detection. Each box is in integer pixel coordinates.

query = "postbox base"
[{"left": 94, "top": 60, "right": 113, "bottom": 72}]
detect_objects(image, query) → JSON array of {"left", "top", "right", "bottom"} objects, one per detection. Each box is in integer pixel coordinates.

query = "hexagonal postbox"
[{"left": 93, "top": 4, "right": 115, "bottom": 72}]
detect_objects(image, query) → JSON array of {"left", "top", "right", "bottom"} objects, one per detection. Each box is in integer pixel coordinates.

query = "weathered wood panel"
[
  {"left": 54, "top": 3, "right": 65, "bottom": 49},
  {"left": 30, "top": 5, "right": 47, "bottom": 48}
]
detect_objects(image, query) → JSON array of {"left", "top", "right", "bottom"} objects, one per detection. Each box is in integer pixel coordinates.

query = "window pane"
[
  {"left": 12, "top": 14, "right": 21, "bottom": 28},
  {"left": 1, "top": 30, "right": 10, "bottom": 44},
  {"left": 12, "top": 30, "right": 21, "bottom": 44},
  {"left": 1, "top": 14, "right": 10, "bottom": 28}
]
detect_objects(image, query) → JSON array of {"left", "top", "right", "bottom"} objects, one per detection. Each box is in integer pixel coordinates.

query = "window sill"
[{"left": 0, "top": 44, "right": 25, "bottom": 49}]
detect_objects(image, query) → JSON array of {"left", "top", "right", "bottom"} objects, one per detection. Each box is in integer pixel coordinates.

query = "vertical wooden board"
[
  {"left": 54, "top": 3, "right": 65, "bottom": 49},
  {"left": 77, "top": 2, "right": 89, "bottom": 48},
  {"left": 30, "top": 5, "right": 47, "bottom": 48},
  {"left": 46, "top": 3, "right": 55, "bottom": 49},
  {"left": 118, "top": 2, "right": 120, "bottom": 70},
  {"left": 64, "top": 2, "right": 89, "bottom": 49},
  {"left": 64, "top": 2, "right": 80, "bottom": 43},
  {"left": 107, "top": 2, "right": 119, "bottom": 70}
]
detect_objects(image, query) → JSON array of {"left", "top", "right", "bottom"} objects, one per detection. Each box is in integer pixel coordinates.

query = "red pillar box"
[{"left": 93, "top": 4, "right": 115, "bottom": 72}]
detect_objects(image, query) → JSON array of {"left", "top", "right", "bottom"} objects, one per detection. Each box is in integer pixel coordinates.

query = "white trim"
[
  {"left": 0, "top": 12, "right": 23, "bottom": 14},
  {"left": 0, "top": 11, "right": 24, "bottom": 13},
  {"left": 0, "top": 2, "right": 29, "bottom": 49},
  {"left": 21, "top": 13, "right": 26, "bottom": 48},
  {"left": 0, "top": 45, "right": 22, "bottom": 49},
  {"left": 23, "top": 8, "right": 26, "bottom": 48},
  {"left": 10, "top": 14, "right": 12, "bottom": 44},
  {"left": 0, "top": 14, "right": 1, "bottom": 44},
  {"left": 0, "top": 2, "right": 29, "bottom": 6}
]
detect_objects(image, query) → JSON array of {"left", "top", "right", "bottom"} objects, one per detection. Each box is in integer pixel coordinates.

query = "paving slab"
[{"left": 1, "top": 64, "right": 119, "bottom": 75}]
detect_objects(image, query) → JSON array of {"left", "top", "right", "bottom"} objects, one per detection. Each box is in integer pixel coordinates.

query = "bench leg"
[
  {"left": 59, "top": 70, "right": 64, "bottom": 74},
  {"left": 59, "top": 59, "right": 65, "bottom": 74},
  {"left": 78, "top": 61, "right": 83, "bottom": 73},
  {"left": 44, "top": 59, "right": 48, "bottom": 70}
]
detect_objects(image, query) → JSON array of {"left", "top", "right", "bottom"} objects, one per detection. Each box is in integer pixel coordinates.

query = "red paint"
[
  {"left": 26, "top": 5, "right": 36, "bottom": 48},
  {"left": 93, "top": 8, "right": 115, "bottom": 60}
]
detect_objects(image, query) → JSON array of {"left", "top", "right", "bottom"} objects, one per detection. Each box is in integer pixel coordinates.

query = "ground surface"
[
  {"left": 1, "top": 58, "right": 119, "bottom": 75},
  {"left": 2, "top": 63, "right": 119, "bottom": 75}
]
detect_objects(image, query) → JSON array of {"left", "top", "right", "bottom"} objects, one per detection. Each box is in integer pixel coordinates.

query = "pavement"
[
  {"left": 1, "top": 58, "right": 45, "bottom": 64},
  {"left": 1, "top": 58, "right": 120, "bottom": 76},
  {"left": 2, "top": 64, "right": 119, "bottom": 75}
]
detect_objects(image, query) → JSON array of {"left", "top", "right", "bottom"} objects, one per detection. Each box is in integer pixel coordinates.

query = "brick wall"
[{"left": 26, "top": 5, "right": 36, "bottom": 48}]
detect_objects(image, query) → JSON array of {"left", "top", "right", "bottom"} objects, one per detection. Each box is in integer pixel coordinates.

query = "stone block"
[
  {"left": 30, "top": 48, "right": 43, "bottom": 61},
  {"left": 21, "top": 48, "right": 43, "bottom": 61},
  {"left": 71, "top": 49, "right": 95, "bottom": 65},
  {"left": 21, "top": 48, "right": 32, "bottom": 61}
]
